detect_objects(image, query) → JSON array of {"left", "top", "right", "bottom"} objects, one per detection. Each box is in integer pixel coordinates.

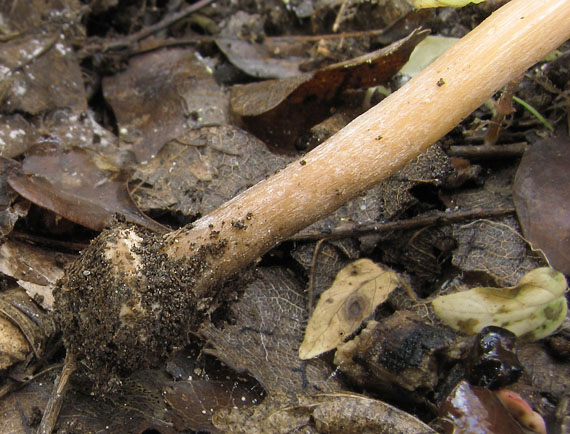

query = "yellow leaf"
[
  {"left": 432, "top": 267, "right": 568, "bottom": 340},
  {"left": 413, "top": 0, "right": 486, "bottom": 9},
  {"left": 299, "top": 259, "right": 400, "bottom": 360}
]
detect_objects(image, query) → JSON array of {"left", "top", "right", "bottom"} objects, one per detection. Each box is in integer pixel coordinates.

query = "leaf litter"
[
  {"left": 230, "top": 28, "right": 428, "bottom": 149},
  {"left": 513, "top": 136, "right": 570, "bottom": 275},
  {"left": 7, "top": 145, "right": 167, "bottom": 232},
  {"left": 0, "top": 0, "right": 569, "bottom": 432},
  {"left": 102, "top": 47, "right": 229, "bottom": 164}
]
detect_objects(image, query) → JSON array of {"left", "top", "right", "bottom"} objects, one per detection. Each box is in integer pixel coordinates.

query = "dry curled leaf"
[
  {"left": 0, "top": 240, "right": 76, "bottom": 309},
  {"left": 0, "top": 287, "right": 57, "bottom": 369},
  {"left": 432, "top": 267, "right": 567, "bottom": 340},
  {"left": 299, "top": 259, "right": 400, "bottom": 360},
  {"left": 231, "top": 29, "right": 428, "bottom": 149}
]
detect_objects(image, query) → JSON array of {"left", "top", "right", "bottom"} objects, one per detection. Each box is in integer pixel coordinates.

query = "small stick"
[
  {"left": 288, "top": 207, "right": 516, "bottom": 241},
  {"left": 80, "top": 0, "right": 215, "bottom": 54},
  {"left": 37, "top": 352, "right": 76, "bottom": 434},
  {"left": 484, "top": 74, "right": 524, "bottom": 146},
  {"left": 447, "top": 142, "right": 527, "bottom": 158}
]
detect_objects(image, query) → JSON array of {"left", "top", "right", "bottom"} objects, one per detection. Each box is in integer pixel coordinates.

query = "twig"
[
  {"left": 0, "top": 363, "right": 64, "bottom": 400},
  {"left": 101, "top": 0, "right": 215, "bottom": 52},
  {"left": 86, "top": 27, "right": 388, "bottom": 60},
  {"left": 446, "top": 142, "right": 527, "bottom": 158},
  {"left": 289, "top": 207, "right": 515, "bottom": 241},
  {"left": 484, "top": 75, "right": 523, "bottom": 146},
  {"left": 307, "top": 238, "right": 326, "bottom": 316},
  {"left": 37, "top": 352, "right": 77, "bottom": 434},
  {"left": 8, "top": 231, "right": 88, "bottom": 252}
]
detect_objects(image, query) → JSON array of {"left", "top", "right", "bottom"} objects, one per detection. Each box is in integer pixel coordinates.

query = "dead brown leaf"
[
  {"left": 0, "top": 287, "right": 56, "bottom": 368},
  {"left": 201, "top": 267, "right": 342, "bottom": 397},
  {"left": 0, "top": 32, "right": 86, "bottom": 115},
  {"left": 513, "top": 136, "right": 570, "bottom": 275},
  {"left": 230, "top": 28, "right": 428, "bottom": 149},
  {"left": 165, "top": 379, "right": 263, "bottom": 433},
  {"left": 0, "top": 240, "right": 76, "bottom": 310},
  {"left": 132, "top": 125, "right": 292, "bottom": 219},
  {"left": 0, "top": 315, "right": 30, "bottom": 371},
  {"left": 7, "top": 146, "right": 167, "bottom": 232},
  {"left": 216, "top": 36, "right": 306, "bottom": 79},
  {"left": 0, "top": 0, "right": 82, "bottom": 34},
  {"left": 103, "top": 47, "right": 228, "bottom": 164},
  {"left": 215, "top": 11, "right": 307, "bottom": 79},
  {"left": 213, "top": 391, "right": 437, "bottom": 433},
  {"left": 450, "top": 167, "right": 541, "bottom": 286}
]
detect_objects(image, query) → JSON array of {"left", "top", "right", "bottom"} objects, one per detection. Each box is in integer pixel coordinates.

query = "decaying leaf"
[
  {"left": 164, "top": 379, "right": 263, "bottom": 433},
  {"left": 308, "top": 392, "right": 438, "bottom": 434},
  {"left": 414, "top": 0, "right": 486, "bottom": 8},
  {"left": 213, "top": 391, "right": 437, "bottom": 434},
  {"left": 513, "top": 137, "right": 570, "bottom": 275},
  {"left": 0, "top": 287, "right": 57, "bottom": 369},
  {"left": 103, "top": 47, "right": 228, "bottom": 164},
  {"left": 231, "top": 29, "right": 428, "bottom": 149},
  {"left": 299, "top": 259, "right": 400, "bottom": 360},
  {"left": 451, "top": 166, "right": 541, "bottom": 286},
  {"left": 201, "top": 267, "right": 342, "bottom": 397},
  {"left": 432, "top": 267, "right": 568, "bottom": 340},
  {"left": 0, "top": 32, "right": 86, "bottom": 115},
  {"left": 0, "top": 240, "right": 76, "bottom": 310},
  {"left": 215, "top": 11, "right": 306, "bottom": 80},
  {"left": 132, "top": 125, "right": 292, "bottom": 220},
  {"left": 0, "top": 314, "right": 30, "bottom": 370},
  {"left": 7, "top": 146, "right": 167, "bottom": 233}
]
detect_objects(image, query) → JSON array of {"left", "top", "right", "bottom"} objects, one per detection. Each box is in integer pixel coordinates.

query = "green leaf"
[
  {"left": 432, "top": 267, "right": 568, "bottom": 340},
  {"left": 400, "top": 36, "right": 459, "bottom": 77},
  {"left": 299, "top": 259, "right": 400, "bottom": 360}
]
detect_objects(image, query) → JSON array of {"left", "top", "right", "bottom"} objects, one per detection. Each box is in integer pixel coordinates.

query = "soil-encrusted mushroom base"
[{"left": 53, "top": 224, "right": 227, "bottom": 392}]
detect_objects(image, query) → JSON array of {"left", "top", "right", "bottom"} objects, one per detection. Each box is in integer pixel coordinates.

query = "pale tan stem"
[
  {"left": 164, "top": 0, "right": 570, "bottom": 293},
  {"left": 54, "top": 0, "right": 570, "bottom": 386}
]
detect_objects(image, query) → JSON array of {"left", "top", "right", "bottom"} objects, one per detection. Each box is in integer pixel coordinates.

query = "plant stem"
[
  {"left": 162, "top": 0, "right": 570, "bottom": 297},
  {"left": 55, "top": 0, "right": 570, "bottom": 386}
]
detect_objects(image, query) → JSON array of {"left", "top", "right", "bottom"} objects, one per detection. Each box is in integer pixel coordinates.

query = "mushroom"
[{"left": 53, "top": 0, "right": 570, "bottom": 390}]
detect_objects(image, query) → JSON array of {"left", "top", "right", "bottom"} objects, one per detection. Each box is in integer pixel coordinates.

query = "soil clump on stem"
[{"left": 54, "top": 223, "right": 228, "bottom": 392}]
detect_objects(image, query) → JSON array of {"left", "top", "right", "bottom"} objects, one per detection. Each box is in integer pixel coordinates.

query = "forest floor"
[{"left": 0, "top": 0, "right": 569, "bottom": 433}]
